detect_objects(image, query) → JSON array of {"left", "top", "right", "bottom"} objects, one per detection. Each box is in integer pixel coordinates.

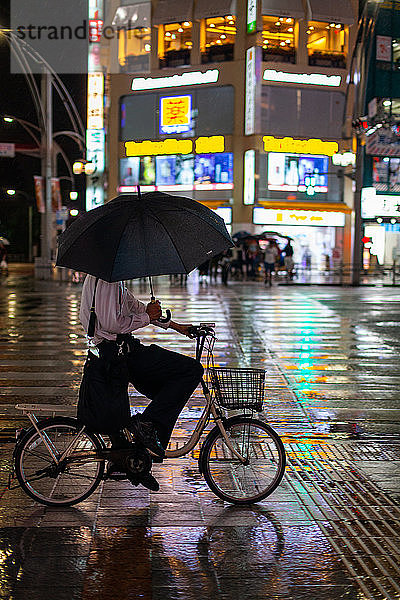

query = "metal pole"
[
  {"left": 38, "top": 70, "right": 53, "bottom": 277},
  {"left": 352, "top": 136, "right": 364, "bottom": 285}
]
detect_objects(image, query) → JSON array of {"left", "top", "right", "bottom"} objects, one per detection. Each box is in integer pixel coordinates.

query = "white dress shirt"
[{"left": 80, "top": 275, "right": 168, "bottom": 345}]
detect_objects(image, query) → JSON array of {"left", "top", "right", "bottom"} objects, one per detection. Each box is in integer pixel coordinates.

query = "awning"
[
  {"left": 152, "top": 0, "right": 193, "bottom": 25},
  {"left": 194, "top": 0, "right": 236, "bottom": 20},
  {"left": 261, "top": 0, "right": 304, "bottom": 19},
  {"left": 112, "top": 3, "right": 151, "bottom": 29},
  {"left": 258, "top": 201, "right": 352, "bottom": 214},
  {"left": 308, "top": 0, "right": 355, "bottom": 25}
]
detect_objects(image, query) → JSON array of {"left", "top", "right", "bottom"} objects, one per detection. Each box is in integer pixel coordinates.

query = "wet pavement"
[{"left": 0, "top": 267, "right": 400, "bottom": 600}]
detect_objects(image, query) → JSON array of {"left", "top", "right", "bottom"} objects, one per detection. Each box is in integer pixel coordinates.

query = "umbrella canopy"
[
  {"left": 232, "top": 230, "right": 252, "bottom": 241},
  {"left": 261, "top": 231, "right": 293, "bottom": 241},
  {"left": 56, "top": 192, "right": 234, "bottom": 282}
]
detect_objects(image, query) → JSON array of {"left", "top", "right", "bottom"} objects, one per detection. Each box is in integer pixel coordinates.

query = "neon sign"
[
  {"left": 160, "top": 95, "right": 192, "bottom": 135},
  {"left": 125, "top": 136, "right": 225, "bottom": 157},
  {"left": 263, "top": 70, "right": 341, "bottom": 87},
  {"left": 263, "top": 136, "right": 338, "bottom": 156},
  {"left": 131, "top": 69, "right": 219, "bottom": 91},
  {"left": 253, "top": 207, "right": 345, "bottom": 227}
]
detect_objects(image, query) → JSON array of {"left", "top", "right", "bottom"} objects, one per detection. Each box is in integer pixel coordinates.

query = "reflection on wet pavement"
[{"left": 0, "top": 274, "right": 399, "bottom": 599}]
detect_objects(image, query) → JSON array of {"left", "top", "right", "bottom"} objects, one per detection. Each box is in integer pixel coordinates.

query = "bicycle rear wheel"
[
  {"left": 200, "top": 417, "right": 286, "bottom": 504},
  {"left": 14, "top": 417, "right": 105, "bottom": 507}
]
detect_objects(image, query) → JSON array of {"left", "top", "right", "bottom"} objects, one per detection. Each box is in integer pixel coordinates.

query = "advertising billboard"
[
  {"left": 159, "top": 95, "right": 192, "bottom": 135},
  {"left": 194, "top": 153, "right": 233, "bottom": 185},
  {"left": 267, "top": 153, "right": 329, "bottom": 192},
  {"left": 119, "top": 153, "right": 233, "bottom": 191},
  {"left": 372, "top": 156, "right": 400, "bottom": 192}
]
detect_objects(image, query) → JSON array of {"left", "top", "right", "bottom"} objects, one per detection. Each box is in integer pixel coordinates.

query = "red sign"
[
  {"left": 89, "top": 19, "right": 103, "bottom": 42},
  {"left": 33, "top": 176, "right": 45, "bottom": 213}
]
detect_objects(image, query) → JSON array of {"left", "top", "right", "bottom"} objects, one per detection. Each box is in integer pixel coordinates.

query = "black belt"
[{"left": 98, "top": 334, "right": 140, "bottom": 357}]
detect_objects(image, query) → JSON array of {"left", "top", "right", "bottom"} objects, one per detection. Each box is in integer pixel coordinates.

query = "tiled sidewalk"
[{"left": 0, "top": 277, "right": 400, "bottom": 599}]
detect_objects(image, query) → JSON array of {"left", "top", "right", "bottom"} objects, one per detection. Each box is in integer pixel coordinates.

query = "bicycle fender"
[{"left": 13, "top": 416, "right": 106, "bottom": 461}]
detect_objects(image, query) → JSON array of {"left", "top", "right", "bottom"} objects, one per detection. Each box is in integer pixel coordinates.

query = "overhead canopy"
[
  {"left": 194, "top": 0, "right": 236, "bottom": 20},
  {"left": 152, "top": 0, "right": 193, "bottom": 25},
  {"left": 112, "top": 3, "right": 151, "bottom": 29},
  {"left": 261, "top": 0, "right": 305, "bottom": 19},
  {"left": 308, "top": 0, "right": 355, "bottom": 25}
]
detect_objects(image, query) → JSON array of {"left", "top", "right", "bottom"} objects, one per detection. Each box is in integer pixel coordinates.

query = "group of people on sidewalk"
[{"left": 196, "top": 240, "right": 295, "bottom": 286}]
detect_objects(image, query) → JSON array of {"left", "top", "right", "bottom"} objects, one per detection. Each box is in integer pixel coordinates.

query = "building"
[
  {"left": 351, "top": 0, "right": 400, "bottom": 270},
  {"left": 99, "top": 0, "right": 358, "bottom": 271}
]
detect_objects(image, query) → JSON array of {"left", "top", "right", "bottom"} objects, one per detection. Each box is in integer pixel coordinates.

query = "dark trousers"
[{"left": 126, "top": 342, "right": 204, "bottom": 448}]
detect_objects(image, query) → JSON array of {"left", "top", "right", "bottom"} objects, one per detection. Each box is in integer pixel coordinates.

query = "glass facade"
[
  {"left": 118, "top": 27, "right": 151, "bottom": 73},
  {"left": 262, "top": 15, "right": 296, "bottom": 63},
  {"left": 201, "top": 15, "right": 236, "bottom": 63},
  {"left": 158, "top": 21, "right": 192, "bottom": 68},
  {"left": 307, "top": 21, "right": 347, "bottom": 68}
]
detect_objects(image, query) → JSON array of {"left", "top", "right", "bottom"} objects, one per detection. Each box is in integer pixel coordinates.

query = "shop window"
[
  {"left": 307, "top": 21, "right": 347, "bottom": 69},
  {"left": 118, "top": 28, "right": 151, "bottom": 73},
  {"left": 393, "top": 38, "right": 400, "bottom": 69},
  {"left": 201, "top": 16, "right": 236, "bottom": 64},
  {"left": 158, "top": 22, "right": 192, "bottom": 68},
  {"left": 262, "top": 16, "right": 296, "bottom": 64}
]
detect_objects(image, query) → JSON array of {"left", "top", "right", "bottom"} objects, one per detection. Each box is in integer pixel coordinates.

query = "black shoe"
[
  {"left": 137, "top": 471, "right": 159, "bottom": 491},
  {"left": 151, "top": 454, "right": 164, "bottom": 463},
  {"left": 128, "top": 415, "right": 165, "bottom": 458}
]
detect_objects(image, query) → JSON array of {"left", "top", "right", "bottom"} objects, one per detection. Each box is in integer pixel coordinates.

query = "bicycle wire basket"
[{"left": 209, "top": 368, "right": 265, "bottom": 411}]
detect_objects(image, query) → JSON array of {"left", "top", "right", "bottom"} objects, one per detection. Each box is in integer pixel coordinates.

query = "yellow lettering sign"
[
  {"left": 195, "top": 136, "right": 225, "bottom": 154},
  {"left": 263, "top": 136, "right": 338, "bottom": 156},
  {"left": 125, "top": 139, "right": 193, "bottom": 156}
]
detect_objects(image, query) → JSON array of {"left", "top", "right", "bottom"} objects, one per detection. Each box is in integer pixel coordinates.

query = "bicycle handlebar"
[{"left": 188, "top": 323, "right": 216, "bottom": 338}]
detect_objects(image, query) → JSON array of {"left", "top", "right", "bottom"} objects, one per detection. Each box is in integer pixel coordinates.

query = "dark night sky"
[
  {"left": 0, "top": 1, "right": 88, "bottom": 254},
  {"left": 0, "top": 1, "right": 87, "bottom": 207}
]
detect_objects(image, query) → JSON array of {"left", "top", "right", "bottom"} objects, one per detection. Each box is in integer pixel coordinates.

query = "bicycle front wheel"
[
  {"left": 14, "top": 417, "right": 105, "bottom": 507},
  {"left": 200, "top": 417, "right": 286, "bottom": 504}
]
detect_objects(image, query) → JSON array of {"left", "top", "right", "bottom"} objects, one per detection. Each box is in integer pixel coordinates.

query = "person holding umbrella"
[
  {"left": 79, "top": 275, "right": 203, "bottom": 491},
  {"left": 57, "top": 191, "right": 234, "bottom": 492}
]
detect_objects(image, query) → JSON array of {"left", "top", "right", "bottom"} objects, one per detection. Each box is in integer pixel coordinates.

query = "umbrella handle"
[
  {"left": 159, "top": 309, "right": 171, "bottom": 323},
  {"left": 150, "top": 296, "right": 171, "bottom": 323}
]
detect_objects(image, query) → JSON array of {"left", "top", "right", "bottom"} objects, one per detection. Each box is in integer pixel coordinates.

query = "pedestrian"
[
  {"left": 220, "top": 249, "right": 232, "bottom": 285},
  {"left": 264, "top": 241, "right": 279, "bottom": 286},
  {"left": 0, "top": 242, "right": 8, "bottom": 273},
  {"left": 245, "top": 241, "right": 258, "bottom": 280},
  {"left": 283, "top": 241, "right": 295, "bottom": 281},
  {"left": 230, "top": 245, "right": 245, "bottom": 280},
  {"left": 198, "top": 259, "right": 210, "bottom": 285},
  {"left": 79, "top": 275, "right": 204, "bottom": 491},
  {"left": 208, "top": 255, "right": 220, "bottom": 283}
]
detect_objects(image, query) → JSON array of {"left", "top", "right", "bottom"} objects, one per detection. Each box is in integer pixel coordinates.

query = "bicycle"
[{"left": 10, "top": 324, "right": 286, "bottom": 507}]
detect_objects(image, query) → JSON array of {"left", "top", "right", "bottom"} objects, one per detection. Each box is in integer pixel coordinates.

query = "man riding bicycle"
[{"left": 79, "top": 275, "right": 204, "bottom": 491}]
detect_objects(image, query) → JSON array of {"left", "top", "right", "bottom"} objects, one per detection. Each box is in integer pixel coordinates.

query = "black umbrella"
[
  {"left": 56, "top": 191, "right": 233, "bottom": 284},
  {"left": 232, "top": 230, "right": 252, "bottom": 241},
  {"left": 261, "top": 231, "right": 294, "bottom": 241}
]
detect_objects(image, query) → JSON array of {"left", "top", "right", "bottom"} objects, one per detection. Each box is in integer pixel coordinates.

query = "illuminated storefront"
[
  {"left": 253, "top": 204, "right": 349, "bottom": 271},
  {"left": 117, "top": 83, "right": 235, "bottom": 212},
  {"left": 252, "top": 132, "right": 349, "bottom": 269},
  {"left": 361, "top": 187, "right": 400, "bottom": 266},
  {"left": 102, "top": 0, "right": 357, "bottom": 249}
]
